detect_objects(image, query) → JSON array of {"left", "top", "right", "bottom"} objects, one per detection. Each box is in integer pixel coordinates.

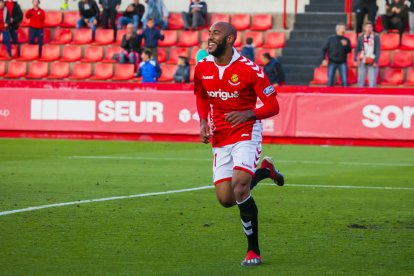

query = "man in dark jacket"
[
  {"left": 5, "top": 0, "right": 22, "bottom": 45},
  {"left": 139, "top": 17, "right": 164, "bottom": 60},
  {"left": 353, "top": 0, "right": 378, "bottom": 34},
  {"left": 174, "top": 56, "right": 190, "bottom": 83},
  {"left": 261, "top": 53, "right": 285, "bottom": 85},
  {"left": 321, "top": 22, "right": 352, "bottom": 86},
  {"left": 382, "top": 0, "right": 409, "bottom": 41},
  {"left": 181, "top": 0, "right": 207, "bottom": 31},
  {"left": 0, "top": 0, "right": 11, "bottom": 57},
  {"left": 77, "top": 0, "right": 100, "bottom": 38},
  {"left": 119, "top": 23, "right": 142, "bottom": 66},
  {"left": 99, "top": 0, "right": 120, "bottom": 30},
  {"left": 117, "top": 0, "right": 145, "bottom": 32}
]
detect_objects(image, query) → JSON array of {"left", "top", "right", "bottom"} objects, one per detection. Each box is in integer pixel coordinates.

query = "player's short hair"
[
  {"left": 336, "top": 22, "right": 346, "bottom": 29},
  {"left": 246, "top": 37, "right": 253, "bottom": 45},
  {"left": 143, "top": 49, "right": 152, "bottom": 58}
]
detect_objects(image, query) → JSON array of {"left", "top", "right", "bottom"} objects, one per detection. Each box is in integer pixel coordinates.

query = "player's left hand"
[{"left": 225, "top": 110, "right": 255, "bottom": 127}]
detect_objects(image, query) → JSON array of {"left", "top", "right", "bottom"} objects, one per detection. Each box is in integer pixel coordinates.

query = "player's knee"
[
  {"left": 232, "top": 180, "right": 249, "bottom": 198},
  {"left": 218, "top": 199, "right": 235, "bottom": 208}
]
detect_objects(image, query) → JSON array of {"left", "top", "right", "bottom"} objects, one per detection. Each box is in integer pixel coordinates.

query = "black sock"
[
  {"left": 250, "top": 168, "right": 270, "bottom": 190},
  {"left": 237, "top": 196, "right": 260, "bottom": 255}
]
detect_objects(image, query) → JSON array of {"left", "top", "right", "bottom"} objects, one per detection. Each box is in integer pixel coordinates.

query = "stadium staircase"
[{"left": 280, "top": 0, "right": 346, "bottom": 85}]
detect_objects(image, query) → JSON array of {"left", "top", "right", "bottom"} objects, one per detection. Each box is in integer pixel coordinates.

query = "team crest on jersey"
[
  {"left": 263, "top": 85, "right": 275, "bottom": 95},
  {"left": 228, "top": 74, "right": 240, "bottom": 86}
]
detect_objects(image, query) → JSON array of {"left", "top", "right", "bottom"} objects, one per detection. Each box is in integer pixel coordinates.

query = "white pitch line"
[
  {"left": 68, "top": 156, "right": 414, "bottom": 167},
  {"left": 1, "top": 184, "right": 413, "bottom": 217}
]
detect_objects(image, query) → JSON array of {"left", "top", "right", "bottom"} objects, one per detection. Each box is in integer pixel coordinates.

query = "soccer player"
[{"left": 194, "top": 22, "right": 285, "bottom": 267}]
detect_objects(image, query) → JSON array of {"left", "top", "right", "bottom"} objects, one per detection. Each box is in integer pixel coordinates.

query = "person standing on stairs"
[
  {"left": 321, "top": 22, "right": 352, "bottom": 87},
  {"left": 353, "top": 0, "right": 379, "bottom": 34}
]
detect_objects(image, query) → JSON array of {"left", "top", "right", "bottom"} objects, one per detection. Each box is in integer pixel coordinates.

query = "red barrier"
[{"left": 0, "top": 88, "right": 413, "bottom": 146}]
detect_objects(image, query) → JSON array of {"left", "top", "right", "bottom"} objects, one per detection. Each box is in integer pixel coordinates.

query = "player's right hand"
[{"left": 200, "top": 119, "right": 211, "bottom": 144}]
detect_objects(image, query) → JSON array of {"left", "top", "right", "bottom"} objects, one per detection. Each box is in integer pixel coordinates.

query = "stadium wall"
[{"left": 0, "top": 85, "right": 413, "bottom": 147}]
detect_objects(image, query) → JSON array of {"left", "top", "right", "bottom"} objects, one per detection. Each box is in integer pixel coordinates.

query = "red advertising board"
[{"left": 0, "top": 88, "right": 413, "bottom": 141}]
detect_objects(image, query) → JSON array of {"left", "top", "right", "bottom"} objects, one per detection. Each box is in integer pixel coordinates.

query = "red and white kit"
[{"left": 194, "top": 50, "right": 278, "bottom": 185}]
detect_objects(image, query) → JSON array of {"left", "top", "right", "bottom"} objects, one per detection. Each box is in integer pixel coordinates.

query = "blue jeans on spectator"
[
  {"left": 142, "top": 18, "right": 167, "bottom": 30},
  {"left": 9, "top": 29, "right": 18, "bottom": 44},
  {"left": 118, "top": 15, "right": 139, "bottom": 32},
  {"left": 76, "top": 17, "right": 97, "bottom": 39},
  {"left": 29, "top": 28, "right": 43, "bottom": 57},
  {"left": 1, "top": 30, "right": 12, "bottom": 57},
  {"left": 119, "top": 52, "right": 136, "bottom": 64},
  {"left": 328, "top": 62, "right": 348, "bottom": 86}
]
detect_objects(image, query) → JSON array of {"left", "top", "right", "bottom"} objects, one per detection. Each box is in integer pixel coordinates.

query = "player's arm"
[{"left": 194, "top": 65, "right": 211, "bottom": 144}]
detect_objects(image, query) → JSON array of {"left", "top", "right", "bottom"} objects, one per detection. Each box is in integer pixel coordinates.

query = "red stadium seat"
[
  {"left": 378, "top": 51, "right": 391, "bottom": 67},
  {"left": 403, "top": 68, "right": 414, "bottom": 86},
  {"left": 114, "top": 29, "right": 127, "bottom": 45},
  {"left": 337, "top": 68, "right": 357, "bottom": 85},
  {"left": 343, "top": 32, "right": 357, "bottom": 48},
  {"left": 262, "top": 32, "right": 285, "bottom": 49},
  {"left": 158, "top": 30, "right": 178, "bottom": 47},
  {"left": 190, "top": 46, "right": 199, "bottom": 64},
  {"left": 177, "top": 31, "right": 199, "bottom": 47},
  {"left": 401, "top": 34, "right": 414, "bottom": 50},
  {"left": 380, "top": 68, "right": 404, "bottom": 85},
  {"left": 18, "top": 28, "right": 29, "bottom": 43},
  {"left": 167, "top": 47, "right": 189, "bottom": 64},
  {"left": 254, "top": 48, "right": 276, "bottom": 65},
  {"left": 20, "top": 11, "right": 30, "bottom": 27},
  {"left": 158, "top": 64, "right": 176, "bottom": 82},
  {"left": 380, "top": 33, "right": 400, "bottom": 50},
  {"left": 43, "top": 29, "right": 52, "bottom": 44},
  {"left": 44, "top": 11, "right": 63, "bottom": 27},
  {"left": 17, "top": 44, "right": 39, "bottom": 61},
  {"left": 50, "top": 28, "right": 73, "bottom": 44},
  {"left": 112, "top": 64, "right": 135, "bottom": 81},
  {"left": 243, "top": 31, "right": 264, "bottom": 47},
  {"left": 72, "top": 29, "right": 93, "bottom": 45},
  {"left": 91, "top": 63, "right": 114, "bottom": 80},
  {"left": 69, "top": 63, "right": 92, "bottom": 80},
  {"left": 62, "top": 11, "right": 79, "bottom": 28},
  {"left": 310, "top": 67, "right": 328, "bottom": 85},
  {"left": 190, "top": 65, "right": 195, "bottom": 82},
  {"left": 26, "top": 62, "right": 48, "bottom": 79},
  {"left": 234, "top": 31, "right": 243, "bottom": 47},
  {"left": 391, "top": 51, "right": 413, "bottom": 68},
  {"left": 4, "top": 62, "right": 27, "bottom": 78},
  {"left": 81, "top": 46, "right": 104, "bottom": 62},
  {"left": 103, "top": 46, "right": 122, "bottom": 63},
  {"left": 94, "top": 29, "right": 114, "bottom": 45},
  {"left": 231, "top": 14, "right": 251, "bottom": 30},
  {"left": 39, "top": 44, "right": 61, "bottom": 61},
  {"left": 49, "top": 62, "right": 70, "bottom": 79},
  {"left": 60, "top": 45, "right": 82, "bottom": 62},
  {"left": 158, "top": 47, "right": 167, "bottom": 63},
  {"left": 211, "top": 13, "right": 230, "bottom": 24},
  {"left": 0, "top": 61, "right": 5, "bottom": 76},
  {"left": 0, "top": 45, "right": 18, "bottom": 60},
  {"left": 168, "top": 13, "right": 184, "bottom": 30},
  {"left": 251, "top": 14, "right": 272, "bottom": 31},
  {"left": 347, "top": 50, "right": 357, "bottom": 68}
]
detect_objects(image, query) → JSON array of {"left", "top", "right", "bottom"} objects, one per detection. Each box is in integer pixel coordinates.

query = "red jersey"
[
  {"left": 26, "top": 7, "right": 45, "bottom": 29},
  {"left": 0, "top": 8, "right": 6, "bottom": 31},
  {"left": 194, "top": 50, "right": 277, "bottom": 147}
]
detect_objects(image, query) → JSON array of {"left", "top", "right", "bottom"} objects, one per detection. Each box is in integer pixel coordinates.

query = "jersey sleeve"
[{"left": 194, "top": 63, "right": 209, "bottom": 120}]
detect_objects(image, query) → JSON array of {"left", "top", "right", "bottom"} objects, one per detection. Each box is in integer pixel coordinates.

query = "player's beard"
[{"left": 209, "top": 35, "right": 228, "bottom": 58}]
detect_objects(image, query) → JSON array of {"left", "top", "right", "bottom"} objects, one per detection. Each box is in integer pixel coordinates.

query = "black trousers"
[
  {"left": 102, "top": 8, "right": 117, "bottom": 29},
  {"left": 355, "top": 4, "right": 378, "bottom": 34},
  {"left": 381, "top": 15, "right": 406, "bottom": 42}
]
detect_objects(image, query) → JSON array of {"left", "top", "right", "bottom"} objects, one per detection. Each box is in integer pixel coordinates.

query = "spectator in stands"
[
  {"left": 139, "top": 17, "right": 164, "bottom": 60},
  {"left": 382, "top": 0, "right": 409, "bottom": 42},
  {"left": 321, "top": 23, "right": 352, "bottom": 87},
  {"left": 61, "top": 0, "right": 69, "bottom": 10},
  {"left": 196, "top": 41, "right": 208, "bottom": 63},
  {"left": 141, "top": 0, "right": 168, "bottom": 30},
  {"left": 77, "top": 0, "right": 100, "bottom": 39},
  {"left": 137, "top": 48, "right": 162, "bottom": 83},
  {"left": 117, "top": 0, "right": 145, "bottom": 32},
  {"left": 99, "top": 0, "right": 120, "bottom": 30},
  {"left": 181, "top": 0, "right": 207, "bottom": 31},
  {"left": 405, "top": 0, "right": 414, "bottom": 33},
  {"left": 26, "top": 0, "right": 45, "bottom": 57},
  {"left": 261, "top": 53, "right": 286, "bottom": 85},
  {"left": 173, "top": 56, "right": 190, "bottom": 83},
  {"left": 0, "top": 0, "right": 11, "bottom": 57},
  {"left": 119, "top": 23, "right": 142, "bottom": 67},
  {"left": 353, "top": 0, "right": 379, "bottom": 34},
  {"left": 355, "top": 21, "right": 381, "bottom": 87},
  {"left": 6, "top": 0, "right": 23, "bottom": 45},
  {"left": 241, "top": 37, "right": 255, "bottom": 61}
]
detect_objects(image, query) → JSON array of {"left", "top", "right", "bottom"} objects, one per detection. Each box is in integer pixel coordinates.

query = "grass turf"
[{"left": 0, "top": 139, "right": 413, "bottom": 275}]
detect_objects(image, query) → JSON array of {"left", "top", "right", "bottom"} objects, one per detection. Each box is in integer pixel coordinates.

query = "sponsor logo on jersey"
[
  {"left": 202, "top": 75, "right": 214, "bottom": 80},
  {"left": 207, "top": 90, "right": 239, "bottom": 101},
  {"left": 263, "top": 85, "right": 275, "bottom": 95}
]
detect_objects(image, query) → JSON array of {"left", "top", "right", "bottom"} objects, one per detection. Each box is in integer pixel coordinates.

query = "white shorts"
[{"left": 212, "top": 140, "right": 262, "bottom": 185}]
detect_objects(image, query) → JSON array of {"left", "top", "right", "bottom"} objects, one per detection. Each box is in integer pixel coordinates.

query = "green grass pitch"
[{"left": 0, "top": 139, "right": 413, "bottom": 275}]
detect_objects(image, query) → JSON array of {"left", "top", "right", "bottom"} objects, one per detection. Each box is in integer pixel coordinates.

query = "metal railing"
[
  {"left": 345, "top": 0, "right": 353, "bottom": 30},
  {"left": 283, "top": 0, "right": 298, "bottom": 30}
]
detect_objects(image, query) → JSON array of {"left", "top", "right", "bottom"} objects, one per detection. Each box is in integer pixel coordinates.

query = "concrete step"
[
  {"left": 305, "top": 4, "right": 344, "bottom": 13},
  {"left": 285, "top": 39, "right": 326, "bottom": 48},
  {"left": 290, "top": 30, "right": 333, "bottom": 39},
  {"left": 282, "top": 64, "right": 316, "bottom": 74},
  {"left": 295, "top": 13, "right": 346, "bottom": 22},
  {"left": 294, "top": 21, "right": 339, "bottom": 30},
  {"left": 280, "top": 56, "right": 321, "bottom": 65},
  {"left": 285, "top": 73, "right": 314, "bottom": 84},
  {"left": 282, "top": 47, "right": 322, "bottom": 57}
]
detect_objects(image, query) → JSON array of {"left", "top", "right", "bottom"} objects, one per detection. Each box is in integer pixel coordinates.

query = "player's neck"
[{"left": 214, "top": 48, "right": 234, "bottom": 66}]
